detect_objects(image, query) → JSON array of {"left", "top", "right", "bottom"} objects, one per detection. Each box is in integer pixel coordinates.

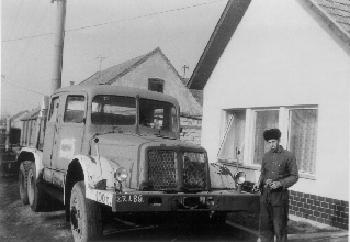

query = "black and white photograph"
[{"left": 1, "top": 0, "right": 349, "bottom": 241}]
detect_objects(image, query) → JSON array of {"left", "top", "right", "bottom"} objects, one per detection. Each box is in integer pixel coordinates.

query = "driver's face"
[{"left": 267, "top": 139, "right": 279, "bottom": 151}]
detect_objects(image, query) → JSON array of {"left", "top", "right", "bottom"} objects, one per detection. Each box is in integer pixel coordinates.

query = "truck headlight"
[
  {"left": 234, "top": 171, "right": 246, "bottom": 185},
  {"left": 115, "top": 167, "right": 128, "bottom": 182}
]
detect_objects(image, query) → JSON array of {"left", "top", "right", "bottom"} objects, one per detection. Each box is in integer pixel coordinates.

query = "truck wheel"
[
  {"left": 27, "top": 162, "right": 46, "bottom": 211},
  {"left": 19, "top": 162, "right": 29, "bottom": 205},
  {"left": 70, "top": 181, "right": 102, "bottom": 242}
]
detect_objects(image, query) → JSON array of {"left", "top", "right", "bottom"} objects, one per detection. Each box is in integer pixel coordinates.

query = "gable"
[
  {"left": 188, "top": 0, "right": 350, "bottom": 91},
  {"left": 113, "top": 52, "right": 202, "bottom": 116}
]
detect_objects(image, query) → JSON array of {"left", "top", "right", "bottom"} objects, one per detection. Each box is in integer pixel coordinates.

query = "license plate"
[{"left": 116, "top": 194, "right": 144, "bottom": 203}]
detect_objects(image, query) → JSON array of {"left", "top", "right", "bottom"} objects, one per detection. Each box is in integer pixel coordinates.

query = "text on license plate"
[{"left": 116, "top": 195, "right": 144, "bottom": 203}]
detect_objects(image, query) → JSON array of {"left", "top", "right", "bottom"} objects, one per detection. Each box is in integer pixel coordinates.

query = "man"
[{"left": 257, "top": 129, "right": 298, "bottom": 242}]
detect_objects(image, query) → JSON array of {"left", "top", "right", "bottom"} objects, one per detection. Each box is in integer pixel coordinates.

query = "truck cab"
[{"left": 17, "top": 85, "right": 259, "bottom": 242}]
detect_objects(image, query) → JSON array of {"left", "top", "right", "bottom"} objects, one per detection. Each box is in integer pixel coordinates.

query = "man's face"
[{"left": 267, "top": 139, "right": 279, "bottom": 151}]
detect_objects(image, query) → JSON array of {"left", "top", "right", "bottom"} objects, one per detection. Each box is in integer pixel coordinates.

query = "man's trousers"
[{"left": 259, "top": 188, "right": 288, "bottom": 242}]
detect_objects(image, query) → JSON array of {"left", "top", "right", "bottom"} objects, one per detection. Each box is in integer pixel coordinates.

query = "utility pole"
[
  {"left": 182, "top": 65, "right": 189, "bottom": 78},
  {"left": 51, "top": 0, "right": 67, "bottom": 94}
]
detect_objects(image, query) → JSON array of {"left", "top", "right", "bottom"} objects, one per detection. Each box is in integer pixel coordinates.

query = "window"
[
  {"left": 219, "top": 106, "right": 318, "bottom": 175},
  {"left": 253, "top": 110, "right": 279, "bottom": 165},
  {"left": 288, "top": 109, "right": 317, "bottom": 174},
  {"left": 48, "top": 97, "right": 59, "bottom": 122},
  {"left": 64, "top": 96, "right": 85, "bottom": 123},
  {"left": 148, "top": 78, "right": 164, "bottom": 93},
  {"left": 91, "top": 96, "right": 136, "bottom": 125},
  {"left": 138, "top": 98, "right": 178, "bottom": 133},
  {"left": 218, "top": 110, "right": 246, "bottom": 163}
]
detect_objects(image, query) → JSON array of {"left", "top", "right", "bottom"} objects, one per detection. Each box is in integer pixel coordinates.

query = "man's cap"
[{"left": 263, "top": 129, "right": 281, "bottom": 141}]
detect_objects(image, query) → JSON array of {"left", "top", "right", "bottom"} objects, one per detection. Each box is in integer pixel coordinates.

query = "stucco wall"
[
  {"left": 201, "top": 0, "right": 350, "bottom": 200},
  {"left": 112, "top": 52, "right": 202, "bottom": 116}
]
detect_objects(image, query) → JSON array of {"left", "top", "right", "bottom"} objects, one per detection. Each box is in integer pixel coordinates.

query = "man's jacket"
[{"left": 259, "top": 145, "right": 298, "bottom": 206}]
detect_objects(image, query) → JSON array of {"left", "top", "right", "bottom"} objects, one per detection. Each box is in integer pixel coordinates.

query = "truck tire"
[
  {"left": 70, "top": 181, "right": 102, "bottom": 242},
  {"left": 27, "top": 162, "right": 47, "bottom": 211},
  {"left": 19, "top": 162, "right": 29, "bottom": 205}
]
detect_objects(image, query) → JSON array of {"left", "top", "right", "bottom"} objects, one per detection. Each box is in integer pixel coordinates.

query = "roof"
[
  {"left": 187, "top": 0, "right": 252, "bottom": 90},
  {"left": 188, "top": 0, "right": 350, "bottom": 90},
  {"left": 80, "top": 47, "right": 183, "bottom": 86},
  {"left": 54, "top": 85, "right": 179, "bottom": 107},
  {"left": 313, "top": 0, "right": 350, "bottom": 36}
]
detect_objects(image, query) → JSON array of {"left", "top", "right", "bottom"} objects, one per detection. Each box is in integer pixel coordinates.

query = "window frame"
[
  {"left": 148, "top": 78, "right": 164, "bottom": 93},
  {"left": 219, "top": 105, "right": 318, "bottom": 178},
  {"left": 64, "top": 95, "right": 86, "bottom": 123}
]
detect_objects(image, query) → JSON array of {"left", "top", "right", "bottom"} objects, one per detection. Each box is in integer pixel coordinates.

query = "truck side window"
[
  {"left": 64, "top": 96, "right": 85, "bottom": 123},
  {"left": 48, "top": 97, "right": 59, "bottom": 122}
]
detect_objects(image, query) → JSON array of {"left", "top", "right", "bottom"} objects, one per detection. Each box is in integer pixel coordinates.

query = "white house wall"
[{"left": 202, "top": 0, "right": 350, "bottom": 200}]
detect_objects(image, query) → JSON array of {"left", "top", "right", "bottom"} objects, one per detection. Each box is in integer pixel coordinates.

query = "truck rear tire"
[
  {"left": 19, "top": 162, "right": 29, "bottom": 205},
  {"left": 27, "top": 162, "right": 47, "bottom": 211},
  {"left": 70, "top": 181, "right": 102, "bottom": 242}
]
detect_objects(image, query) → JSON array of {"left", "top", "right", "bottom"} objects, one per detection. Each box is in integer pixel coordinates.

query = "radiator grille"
[
  {"left": 183, "top": 152, "right": 206, "bottom": 189},
  {"left": 148, "top": 150, "right": 177, "bottom": 190}
]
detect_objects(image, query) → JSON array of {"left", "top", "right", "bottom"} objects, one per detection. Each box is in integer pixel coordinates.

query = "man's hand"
[
  {"left": 270, "top": 180, "right": 282, "bottom": 189},
  {"left": 252, "top": 184, "right": 259, "bottom": 192}
]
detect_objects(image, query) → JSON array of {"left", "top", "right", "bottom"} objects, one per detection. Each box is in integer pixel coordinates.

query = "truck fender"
[{"left": 18, "top": 147, "right": 44, "bottom": 179}]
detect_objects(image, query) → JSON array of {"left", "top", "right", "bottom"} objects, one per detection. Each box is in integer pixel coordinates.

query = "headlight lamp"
[
  {"left": 115, "top": 167, "right": 128, "bottom": 182},
  {"left": 234, "top": 171, "right": 246, "bottom": 185}
]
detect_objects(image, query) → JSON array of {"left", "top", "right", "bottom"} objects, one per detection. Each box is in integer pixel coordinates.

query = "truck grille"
[
  {"left": 147, "top": 150, "right": 177, "bottom": 190},
  {"left": 147, "top": 150, "right": 206, "bottom": 190},
  {"left": 183, "top": 152, "right": 206, "bottom": 189}
]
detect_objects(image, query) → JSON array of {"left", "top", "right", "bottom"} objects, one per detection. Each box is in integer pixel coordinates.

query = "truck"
[{"left": 17, "top": 85, "right": 259, "bottom": 242}]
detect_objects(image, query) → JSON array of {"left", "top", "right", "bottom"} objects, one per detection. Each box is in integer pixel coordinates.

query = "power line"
[
  {"left": 1, "top": 75, "right": 46, "bottom": 96},
  {"left": 2, "top": 0, "right": 225, "bottom": 43}
]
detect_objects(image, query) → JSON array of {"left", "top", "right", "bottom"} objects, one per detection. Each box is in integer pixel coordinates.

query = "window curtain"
[
  {"left": 253, "top": 110, "right": 279, "bottom": 164},
  {"left": 289, "top": 109, "right": 317, "bottom": 174}
]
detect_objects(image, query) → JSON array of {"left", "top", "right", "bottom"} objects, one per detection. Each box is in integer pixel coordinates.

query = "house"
[
  {"left": 80, "top": 47, "right": 202, "bottom": 144},
  {"left": 188, "top": 0, "right": 350, "bottom": 229}
]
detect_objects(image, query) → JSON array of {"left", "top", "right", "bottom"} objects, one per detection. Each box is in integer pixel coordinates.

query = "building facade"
[{"left": 189, "top": 0, "right": 350, "bottom": 229}]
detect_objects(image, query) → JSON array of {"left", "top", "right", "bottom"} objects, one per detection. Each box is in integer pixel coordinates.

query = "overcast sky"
[{"left": 1, "top": 0, "right": 227, "bottom": 115}]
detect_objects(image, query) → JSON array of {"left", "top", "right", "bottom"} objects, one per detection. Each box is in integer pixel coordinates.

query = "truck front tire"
[
  {"left": 27, "top": 162, "right": 46, "bottom": 211},
  {"left": 70, "top": 181, "right": 102, "bottom": 242},
  {"left": 19, "top": 162, "right": 29, "bottom": 205}
]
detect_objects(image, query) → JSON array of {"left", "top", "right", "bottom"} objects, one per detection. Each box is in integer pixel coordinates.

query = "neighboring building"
[
  {"left": 80, "top": 47, "right": 202, "bottom": 144},
  {"left": 188, "top": 0, "right": 350, "bottom": 229}
]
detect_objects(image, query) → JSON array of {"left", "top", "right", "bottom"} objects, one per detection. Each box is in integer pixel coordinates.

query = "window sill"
[
  {"left": 218, "top": 161, "right": 260, "bottom": 171},
  {"left": 298, "top": 173, "right": 316, "bottom": 180}
]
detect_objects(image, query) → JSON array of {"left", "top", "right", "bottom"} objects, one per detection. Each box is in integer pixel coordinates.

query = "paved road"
[{"left": 0, "top": 174, "right": 258, "bottom": 242}]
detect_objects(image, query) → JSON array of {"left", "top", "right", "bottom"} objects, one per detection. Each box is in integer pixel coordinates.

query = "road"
[{"left": 0, "top": 173, "right": 258, "bottom": 242}]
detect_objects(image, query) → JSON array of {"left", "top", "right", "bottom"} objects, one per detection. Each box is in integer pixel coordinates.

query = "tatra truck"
[{"left": 17, "top": 85, "right": 259, "bottom": 242}]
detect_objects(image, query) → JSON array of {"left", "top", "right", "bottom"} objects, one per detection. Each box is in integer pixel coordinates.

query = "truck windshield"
[
  {"left": 139, "top": 98, "right": 178, "bottom": 133},
  {"left": 91, "top": 96, "right": 136, "bottom": 125}
]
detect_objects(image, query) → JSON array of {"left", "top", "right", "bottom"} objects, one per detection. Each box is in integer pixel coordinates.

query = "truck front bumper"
[{"left": 86, "top": 188, "right": 260, "bottom": 213}]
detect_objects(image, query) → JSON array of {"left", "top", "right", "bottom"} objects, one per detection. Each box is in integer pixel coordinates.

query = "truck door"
[
  {"left": 53, "top": 94, "right": 86, "bottom": 171},
  {"left": 42, "top": 96, "right": 60, "bottom": 182}
]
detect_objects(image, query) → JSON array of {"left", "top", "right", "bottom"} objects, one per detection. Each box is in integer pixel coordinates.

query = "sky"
[{"left": 1, "top": 0, "right": 227, "bottom": 116}]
